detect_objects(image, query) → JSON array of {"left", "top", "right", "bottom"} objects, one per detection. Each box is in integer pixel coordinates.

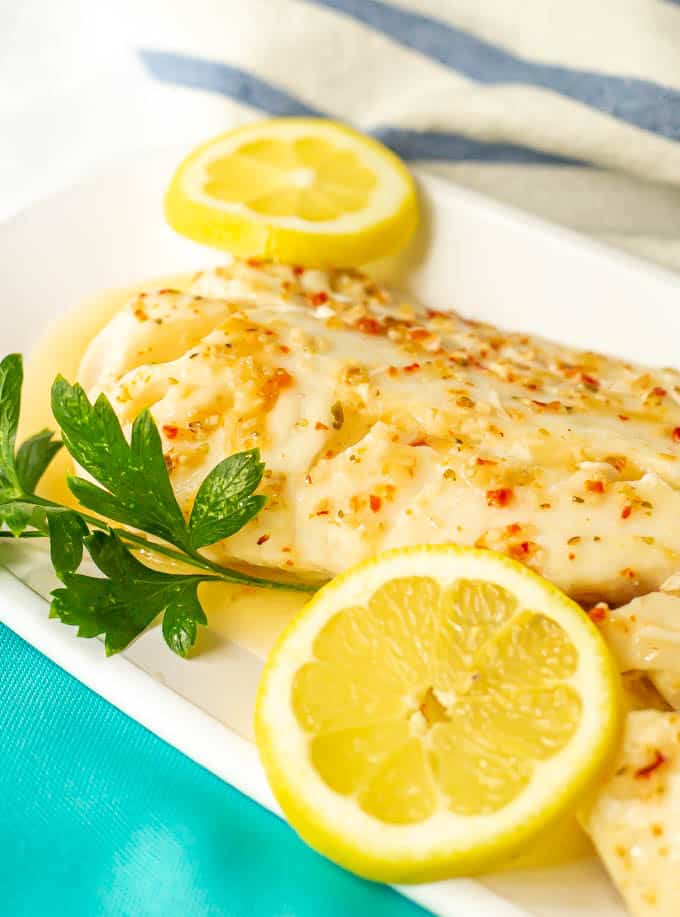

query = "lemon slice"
[
  {"left": 165, "top": 118, "right": 418, "bottom": 266},
  {"left": 255, "top": 545, "right": 620, "bottom": 883}
]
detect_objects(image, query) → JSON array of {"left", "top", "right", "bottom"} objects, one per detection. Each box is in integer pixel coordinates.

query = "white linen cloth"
[{"left": 1, "top": 0, "right": 680, "bottom": 269}]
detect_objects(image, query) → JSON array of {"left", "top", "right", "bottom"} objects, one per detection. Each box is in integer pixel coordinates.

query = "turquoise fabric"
[{"left": 0, "top": 623, "right": 428, "bottom": 917}]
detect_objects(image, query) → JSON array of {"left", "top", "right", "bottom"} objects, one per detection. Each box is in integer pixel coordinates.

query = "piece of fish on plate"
[
  {"left": 583, "top": 583, "right": 680, "bottom": 917},
  {"left": 582, "top": 709, "right": 680, "bottom": 917},
  {"left": 79, "top": 255, "right": 680, "bottom": 607},
  {"left": 593, "top": 575, "right": 680, "bottom": 710}
]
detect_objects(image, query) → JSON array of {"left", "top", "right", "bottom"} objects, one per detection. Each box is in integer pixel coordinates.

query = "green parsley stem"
[
  {"left": 120, "top": 529, "right": 318, "bottom": 592},
  {"left": 14, "top": 493, "right": 319, "bottom": 593},
  {"left": 0, "top": 530, "right": 44, "bottom": 538}
]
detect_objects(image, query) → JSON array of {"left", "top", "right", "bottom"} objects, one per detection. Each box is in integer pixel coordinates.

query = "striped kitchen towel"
[{"left": 2, "top": 0, "right": 680, "bottom": 267}]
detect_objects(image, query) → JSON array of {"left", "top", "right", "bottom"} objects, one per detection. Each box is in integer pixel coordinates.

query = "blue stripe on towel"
[
  {"left": 140, "top": 50, "right": 583, "bottom": 165},
  {"left": 305, "top": 0, "right": 680, "bottom": 142},
  {"left": 141, "top": 51, "right": 321, "bottom": 117},
  {"left": 373, "top": 127, "right": 582, "bottom": 165}
]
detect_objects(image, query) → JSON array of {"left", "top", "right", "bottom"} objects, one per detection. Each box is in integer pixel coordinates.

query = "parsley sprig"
[{"left": 0, "top": 354, "right": 318, "bottom": 657}]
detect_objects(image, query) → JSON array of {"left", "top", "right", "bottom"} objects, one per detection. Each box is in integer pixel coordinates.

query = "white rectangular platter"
[{"left": 1, "top": 148, "right": 679, "bottom": 917}]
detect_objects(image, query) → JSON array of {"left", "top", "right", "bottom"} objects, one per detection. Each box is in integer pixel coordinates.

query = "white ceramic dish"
[{"left": 1, "top": 149, "right": 679, "bottom": 917}]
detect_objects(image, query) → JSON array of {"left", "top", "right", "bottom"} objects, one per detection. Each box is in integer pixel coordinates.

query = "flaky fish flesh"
[{"left": 80, "top": 256, "right": 680, "bottom": 607}]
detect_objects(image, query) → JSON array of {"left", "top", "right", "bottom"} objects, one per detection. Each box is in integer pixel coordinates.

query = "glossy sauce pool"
[{"left": 22, "top": 276, "right": 308, "bottom": 660}]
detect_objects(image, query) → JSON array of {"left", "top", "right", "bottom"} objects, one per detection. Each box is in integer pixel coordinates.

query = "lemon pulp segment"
[
  {"left": 296, "top": 577, "right": 581, "bottom": 822},
  {"left": 204, "top": 136, "right": 377, "bottom": 221}
]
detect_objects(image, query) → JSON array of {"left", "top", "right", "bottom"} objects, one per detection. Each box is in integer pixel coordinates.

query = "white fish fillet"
[
  {"left": 595, "top": 587, "right": 680, "bottom": 711},
  {"left": 80, "top": 256, "right": 680, "bottom": 606},
  {"left": 582, "top": 710, "right": 680, "bottom": 917}
]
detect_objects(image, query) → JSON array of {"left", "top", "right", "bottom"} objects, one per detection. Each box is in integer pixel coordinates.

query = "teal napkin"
[{"left": 0, "top": 624, "right": 428, "bottom": 917}]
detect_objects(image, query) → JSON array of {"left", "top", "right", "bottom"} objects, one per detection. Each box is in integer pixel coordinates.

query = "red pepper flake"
[
  {"left": 387, "top": 366, "right": 399, "bottom": 377},
  {"left": 279, "top": 345, "right": 291, "bottom": 354},
  {"left": 355, "top": 316, "right": 382, "bottom": 335},
  {"left": 618, "top": 414, "right": 630, "bottom": 422},
  {"left": 508, "top": 540, "right": 536, "bottom": 559},
  {"left": 531, "top": 399, "right": 563, "bottom": 412},
  {"left": 256, "top": 534, "right": 270, "bottom": 546},
  {"left": 315, "top": 421, "right": 329, "bottom": 431},
  {"left": 263, "top": 368, "right": 294, "bottom": 408},
  {"left": 246, "top": 257, "right": 264, "bottom": 268},
  {"left": 486, "top": 487, "right": 514, "bottom": 508},
  {"left": 652, "top": 386, "right": 667, "bottom": 397},
  {"left": 621, "top": 505, "right": 632, "bottom": 520},
  {"left": 162, "top": 424, "right": 179, "bottom": 439},
  {"left": 409, "top": 438, "right": 428, "bottom": 447},
  {"left": 292, "top": 265, "right": 304, "bottom": 276},
  {"left": 568, "top": 552, "right": 576, "bottom": 560},
  {"left": 635, "top": 751, "right": 666, "bottom": 779},
  {"left": 620, "top": 567, "right": 637, "bottom": 579},
  {"left": 581, "top": 373, "right": 600, "bottom": 391},
  {"left": 505, "top": 523, "right": 522, "bottom": 535},
  {"left": 309, "top": 291, "right": 329, "bottom": 307},
  {"left": 426, "top": 308, "right": 449, "bottom": 319},
  {"left": 369, "top": 495, "right": 382, "bottom": 512},
  {"left": 673, "top": 427, "right": 680, "bottom": 443},
  {"left": 403, "top": 362, "right": 421, "bottom": 373},
  {"left": 586, "top": 480, "right": 605, "bottom": 494},
  {"left": 316, "top": 509, "right": 329, "bottom": 516},
  {"left": 476, "top": 457, "right": 497, "bottom": 466},
  {"left": 587, "top": 604, "right": 608, "bottom": 623},
  {"left": 409, "top": 329, "right": 430, "bottom": 341}
]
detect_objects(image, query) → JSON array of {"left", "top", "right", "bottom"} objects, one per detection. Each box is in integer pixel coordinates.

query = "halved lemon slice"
[
  {"left": 165, "top": 118, "right": 418, "bottom": 266},
  {"left": 255, "top": 545, "right": 620, "bottom": 883}
]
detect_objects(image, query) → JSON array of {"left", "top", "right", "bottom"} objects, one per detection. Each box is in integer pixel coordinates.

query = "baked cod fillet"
[
  {"left": 582, "top": 577, "right": 680, "bottom": 916},
  {"left": 80, "top": 256, "right": 680, "bottom": 606},
  {"left": 582, "top": 709, "right": 680, "bottom": 917}
]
